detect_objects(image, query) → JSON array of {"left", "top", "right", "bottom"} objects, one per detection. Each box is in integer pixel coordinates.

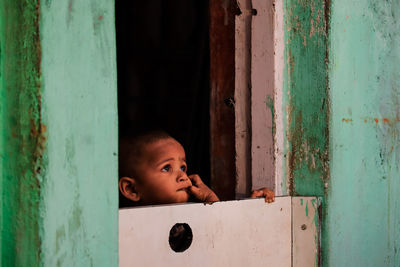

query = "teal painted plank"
[
  {"left": 40, "top": 0, "right": 118, "bottom": 266},
  {"left": 327, "top": 0, "right": 400, "bottom": 266}
]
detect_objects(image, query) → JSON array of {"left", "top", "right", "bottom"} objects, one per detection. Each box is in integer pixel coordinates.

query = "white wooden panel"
[
  {"left": 292, "top": 197, "right": 320, "bottom": 267},
  {"left": 251, "top": 0, "right": 275, "bottom": 190},
  {"left": 120, "top": 198, "right": 292, "bottom": 267}
]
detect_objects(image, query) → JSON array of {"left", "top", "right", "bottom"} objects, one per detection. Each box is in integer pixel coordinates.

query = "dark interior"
[{"left": 116, "top": 1, "right": 211, "bottom": 188}]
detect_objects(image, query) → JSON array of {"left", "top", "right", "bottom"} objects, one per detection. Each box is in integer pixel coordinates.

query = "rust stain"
[
  {"left": 341, "top": 118, "right": 352, "bottom": 123},
  {"left": 34, "top": 0, "right": 46, "bottom": 162},
  {"left": 324, "top": 0, "right": 331, "bottom": 37},
  {"left": 98, "top": 15, "right": 103, "bottom": 20},
  {"left": 30, "top": 118, "right": 39, "bottom": 137},
  {"left": 357, "top": 117, "right": 400, "bottom": 124}
]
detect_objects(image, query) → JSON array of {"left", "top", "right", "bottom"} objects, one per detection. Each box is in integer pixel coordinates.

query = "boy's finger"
[
  {"left": 188, "top": 186, "right": 203, "bottom": 199},
  {"left": 266, "top": 198, "right": 273, "bottom": 203},
  {"left": 265, "top": 193, "right": 275, "bottom": 203},
  {"left": 250, "top": 190, "right": 264, "bottom": 198},
  {"left": 188, "top": 174, "right": 204, "bottom": 185}
]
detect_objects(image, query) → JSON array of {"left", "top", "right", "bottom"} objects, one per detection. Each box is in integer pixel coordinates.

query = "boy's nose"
[{"left": 177, "top": 173, "right": 189, "bottom": 182}]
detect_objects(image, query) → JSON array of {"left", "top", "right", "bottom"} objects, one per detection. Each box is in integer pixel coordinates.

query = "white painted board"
[
  {"left": 292, "top": 197, "right": 320, "bottom": 267},
  {"left": 120, "top": 197, "right": 292, "bottom": 267},
  {"left": 119, "top": 197, "right": 319, "bottom": 267}
]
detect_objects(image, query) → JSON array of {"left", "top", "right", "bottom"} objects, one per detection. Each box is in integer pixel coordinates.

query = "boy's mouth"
[
  {"left": 177, "top": 180, "right": 192, "bottom": 192},
  {"left": 177, "top": 186, "right": 190, "bottom": 192}
]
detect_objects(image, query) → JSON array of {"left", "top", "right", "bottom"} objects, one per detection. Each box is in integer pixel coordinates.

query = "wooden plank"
[
  {"left": 251, "top": 0, "right": 275, "bottom": 191},
  {"left": 119, "top": 198, "right": 292, "bottom": 267},
  {"left": 234, "top": 0, "right": 252, "bottom": 198},
  {"left": 209, "top": 0, "right": 236, "bottom": 200}
]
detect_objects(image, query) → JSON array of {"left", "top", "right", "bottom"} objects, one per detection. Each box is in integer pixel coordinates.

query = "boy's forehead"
[{"left": 142, "top": 138, "right": 185, "bottom": 162}]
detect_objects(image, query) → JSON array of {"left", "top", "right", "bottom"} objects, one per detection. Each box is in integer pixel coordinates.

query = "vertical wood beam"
[
  {"left": 234, "top": 0, "right": 252, "bottom": 198},
  {"left": 209, "top": 0, "right": 236, "bottom": 200},
  {"left": 251, "top": 0, "right": 276, "bottom": 191}
]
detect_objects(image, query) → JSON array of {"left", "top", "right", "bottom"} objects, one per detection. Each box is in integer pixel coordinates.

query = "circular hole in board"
[{"left": 169, "top": 223, "right": 193, "bottom": 253}]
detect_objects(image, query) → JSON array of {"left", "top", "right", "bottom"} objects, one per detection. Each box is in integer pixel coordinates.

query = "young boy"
[{"left": 119, "top": 131, "right": 274, "bottom": 206}]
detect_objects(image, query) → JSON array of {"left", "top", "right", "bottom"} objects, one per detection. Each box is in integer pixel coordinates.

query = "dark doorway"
[{"left": 116, "top": 1, "right": 211, "bottom": 185}]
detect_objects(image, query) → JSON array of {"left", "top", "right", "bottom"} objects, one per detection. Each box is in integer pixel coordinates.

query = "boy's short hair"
[{"left": 119, "top": 130, "right": 173, "bottom": 178}]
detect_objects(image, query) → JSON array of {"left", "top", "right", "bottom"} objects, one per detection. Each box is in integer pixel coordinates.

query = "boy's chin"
[{"left": 174, "top": 191, "right": 190, "bottom": 203}]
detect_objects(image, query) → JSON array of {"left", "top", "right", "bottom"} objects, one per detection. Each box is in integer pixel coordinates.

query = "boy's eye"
[
  {"left": 180, "top": 165, "right": 187, "bottom": 172},
  {"left": 161, "top": 165, "right": 171, "bottom": 172}
]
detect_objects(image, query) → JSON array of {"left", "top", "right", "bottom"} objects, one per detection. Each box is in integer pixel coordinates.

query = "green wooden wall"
[
  {"left": 0, "top": 1, "right": 118, "bottom": 266},
  {"left": 283, "top": 0, "right": 400, "bottom": 266}
]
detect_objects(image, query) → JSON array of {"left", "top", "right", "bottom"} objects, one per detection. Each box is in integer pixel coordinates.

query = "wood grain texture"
[{"left": 209, "top": 0, "right": 236, "bottom": 200}]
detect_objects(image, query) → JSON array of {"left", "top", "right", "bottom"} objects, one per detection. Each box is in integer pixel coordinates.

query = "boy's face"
[{"left": 133, "top": 138, "right": 193, "bottom": 205}]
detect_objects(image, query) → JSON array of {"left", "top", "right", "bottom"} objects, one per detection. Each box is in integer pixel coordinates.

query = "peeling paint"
[
  {"left": 0, "top": 0, "right": 45, "bottom": 266},
  {"left": 284, "top": 0, "right": 330, "bottom": 197},
  {"left": 266, "top": 95, "right": 275, "bottom": 137}
]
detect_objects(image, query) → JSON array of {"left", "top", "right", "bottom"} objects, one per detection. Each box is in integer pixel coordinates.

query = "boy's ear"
[{"left": 119, "top": 177, "right": 141, "bottom": 202}]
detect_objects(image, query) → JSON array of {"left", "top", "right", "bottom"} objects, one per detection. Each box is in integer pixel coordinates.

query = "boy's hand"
[
  {"left": 188, "top": 174, "right": 219, "bottom": 203},
  {"left": 250, "top": 187, "right": 275, "bottom": 203}
]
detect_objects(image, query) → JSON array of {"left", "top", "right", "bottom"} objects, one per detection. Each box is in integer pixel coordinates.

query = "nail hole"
[
  {"left": 301, "top": 224, "right": 307, "bottom": 230},
  {"left": 169, "top": 223, "right": 193, "bottom": 253},
  {"left": 224, "top": 97, "right": 235, "bottom": 108},
  {"left": 252, "top": 9, "right": 257, "bottom": 15}
]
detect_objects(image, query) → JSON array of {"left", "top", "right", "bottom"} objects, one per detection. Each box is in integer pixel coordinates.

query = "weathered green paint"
[
  {"left": 283, "top": 0, "right": 330, "bottom": 196},
  {"left": 326, "top": 0, "right": 400, "bottom": 266},
  {"left": 266, "top": 95, "right": 275, "bottom": 136},
  {"left": 1, "top": 0, "right": 118, "bottom": 266},
  {"left": 0, "top": 1, "right": 43, "bottom": 266},
  {"left": 284, "top": 0, "right": 400, "bottom": 266}
]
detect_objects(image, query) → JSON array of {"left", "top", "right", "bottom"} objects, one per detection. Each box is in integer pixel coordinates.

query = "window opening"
[{"left": 116, "top": 1, "right": 213, "bottom": 207}]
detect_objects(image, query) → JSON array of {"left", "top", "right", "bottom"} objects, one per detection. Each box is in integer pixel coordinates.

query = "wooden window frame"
[{"left": 210, "top": 0, "right": 281, "bottom": 198}]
